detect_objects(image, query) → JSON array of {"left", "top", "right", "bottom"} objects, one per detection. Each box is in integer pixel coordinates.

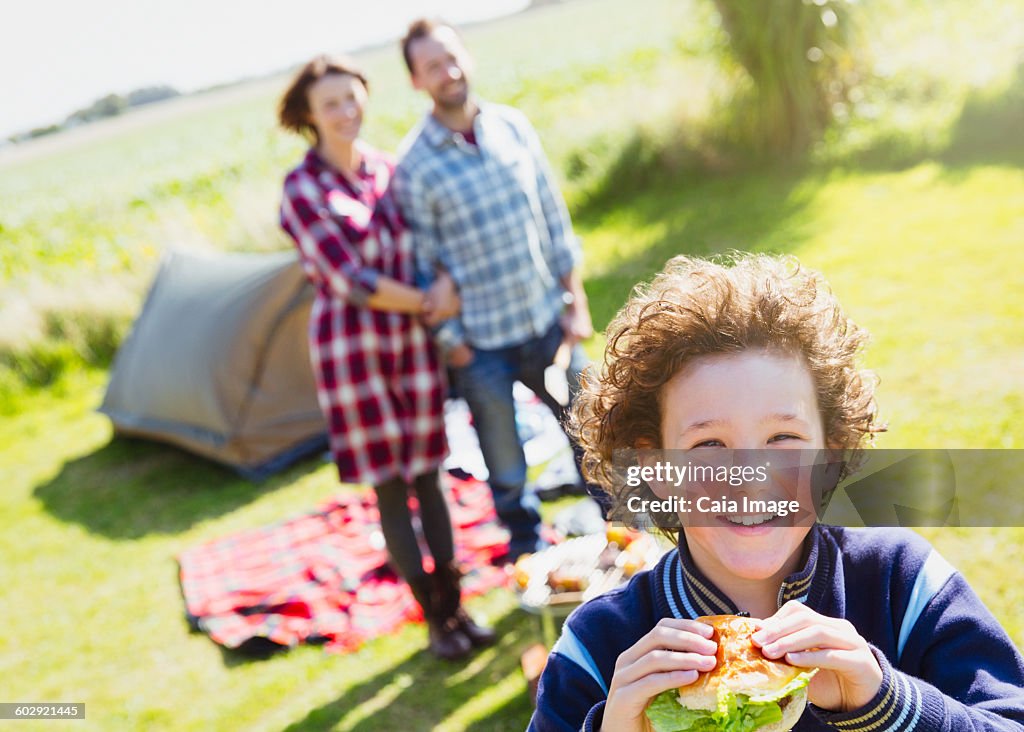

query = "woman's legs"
[
  {"left": 375, "top": 471, "right": 457, "bottom": 575},
  {"left": 411, "top": 471, "right": 455, "bottom": 567},
  {"left": 413, "top": 471, "right": 497, "bottom": 649},
  {"left": 373, "top": 477, "right": 425, "bottom": 582},
  {"left": 374, "top": 475, "right": 471, "bottom": 660}
]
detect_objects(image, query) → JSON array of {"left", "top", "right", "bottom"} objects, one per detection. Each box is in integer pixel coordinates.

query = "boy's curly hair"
[{"left": 572, "top": 253, "right": 883, "bottom": 500}]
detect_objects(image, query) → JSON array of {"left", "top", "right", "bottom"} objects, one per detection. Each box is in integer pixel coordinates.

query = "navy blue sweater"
[{"left": 529, "top": 525, "right": 1024, "bottom": 731}]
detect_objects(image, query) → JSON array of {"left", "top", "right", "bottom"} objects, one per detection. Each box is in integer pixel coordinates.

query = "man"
[{"left": 394, "top": 18, "right": 595, "bottom": 558}]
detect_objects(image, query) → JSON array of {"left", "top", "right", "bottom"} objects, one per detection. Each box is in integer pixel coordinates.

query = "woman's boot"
[
  {"left": 408, "top": 573, "right": 472, "bottom": 660},
  {"left": 433, "top": 561, "right": 497, "bottom": 648}
]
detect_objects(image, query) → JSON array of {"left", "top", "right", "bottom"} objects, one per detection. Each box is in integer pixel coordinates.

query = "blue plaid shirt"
[{"left": 393, "top": 102, "right": 581, "bottom": 350}]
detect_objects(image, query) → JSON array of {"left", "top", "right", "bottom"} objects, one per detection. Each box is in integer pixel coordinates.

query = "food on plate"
[
  {"left": 513, "top": 555, "right": 532, "bottom": 590},
  {"left": 546, "top": 567, "right": 590, "bottom": 593},
  {"left": 605, "top": 524, "right": 640, "bottom": 548}
]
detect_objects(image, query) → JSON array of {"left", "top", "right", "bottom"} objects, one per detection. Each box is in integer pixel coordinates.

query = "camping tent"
[{"left": 100, "top": 250, "right": 327, "bottom": 479}]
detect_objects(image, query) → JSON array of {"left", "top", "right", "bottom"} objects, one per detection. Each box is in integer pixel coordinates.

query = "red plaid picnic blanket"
[{"left": 178, "top": 475, "right": 511, "bottom": 654}]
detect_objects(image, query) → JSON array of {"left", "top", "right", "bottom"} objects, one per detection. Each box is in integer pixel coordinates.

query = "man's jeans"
[{"left": 453, "top": 321, "right": 588, "bottom": 557}]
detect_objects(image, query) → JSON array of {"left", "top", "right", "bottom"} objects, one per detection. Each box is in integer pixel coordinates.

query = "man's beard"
[{"left": 435, "top": 81, "right": 469, "bottom": 111}]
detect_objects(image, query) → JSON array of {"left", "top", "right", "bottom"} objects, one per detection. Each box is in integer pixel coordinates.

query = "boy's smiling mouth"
[
  {"left": 710, "top": 509, "right": 796, "bottom": 532},
  {"left": 724, "top": 511, "right": 779, "bottom": 527}
]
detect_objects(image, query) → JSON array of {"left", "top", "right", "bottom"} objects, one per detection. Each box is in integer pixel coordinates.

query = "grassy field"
[{"left": 1, "top": 0, "right": 1023, "bottom": 729}]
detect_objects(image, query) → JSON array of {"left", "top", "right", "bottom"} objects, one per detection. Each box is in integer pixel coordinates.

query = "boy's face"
[{"left": 660, "top": 349, "right": 825, "bottom": 583}]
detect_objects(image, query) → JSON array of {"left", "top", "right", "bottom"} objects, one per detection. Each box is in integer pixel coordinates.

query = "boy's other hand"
[
  {"left": 752, "top": 601, "right": 883, "bottom": 713},
  {"left": 601, "top": 617, "right": 717, "bottom": 732}
]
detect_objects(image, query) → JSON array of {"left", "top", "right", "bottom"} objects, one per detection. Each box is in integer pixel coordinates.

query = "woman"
[{"left": 278, "top": 55, "right": 493, "bottom": 660}]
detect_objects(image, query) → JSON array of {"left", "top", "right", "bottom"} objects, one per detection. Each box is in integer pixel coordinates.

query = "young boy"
[{"left": 529, "top": 254, "right": 1024, "bottom": 731}]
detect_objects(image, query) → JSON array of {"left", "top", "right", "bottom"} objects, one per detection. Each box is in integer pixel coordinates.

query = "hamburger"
[{"left": 645, "top": 615, "right": 817, "bottom": 732}]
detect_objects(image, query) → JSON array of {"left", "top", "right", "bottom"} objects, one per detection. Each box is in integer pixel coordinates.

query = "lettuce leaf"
[
  {"left": 715, "top": 686, "right": 782, "bottom": 732},
  {"left": 747, "top": 670, "right": 817, "bottom": 705},
  {"left": 644, "top": 670, "right": 816, "bottom": 732},
  {"left": 646, "top": 690, "right": 720, "bottom": 732}
]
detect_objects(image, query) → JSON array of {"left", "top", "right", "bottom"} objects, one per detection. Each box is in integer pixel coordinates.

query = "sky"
[{"left": 1, "top": 0, "right": 530, "bottom": 138}]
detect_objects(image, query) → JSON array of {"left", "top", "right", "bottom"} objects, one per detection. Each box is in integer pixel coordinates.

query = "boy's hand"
[
  {"left": 601, "top": 618, "right": 717, "bottom": 732},
  {"left": 752, "top": 601, "right": 882, "bottom": 713}
]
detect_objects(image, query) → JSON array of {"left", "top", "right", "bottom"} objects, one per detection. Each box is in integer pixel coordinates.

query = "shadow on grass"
[
  {"left": 217, "top": 637, "right": 302, "bottom": 666},
  {"left": 938, "top": 60, "right": 1024, "bottom": 171},
  {"left": 32, "top": 435, "right": 326, "bottom": 540},
  {"left": 829, "top": 61, "right": 1024, "bottom": 174},
  {"left": 573, "top": 139, "right": 814, "bottom": 331},
  {"left": 281, "top": 608, "right": 538, "bottom": 732}
]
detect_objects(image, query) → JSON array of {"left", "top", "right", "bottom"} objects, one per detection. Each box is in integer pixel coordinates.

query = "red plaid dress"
[{"left": 280, "top": 145, "right": 447, "bottom": 485}]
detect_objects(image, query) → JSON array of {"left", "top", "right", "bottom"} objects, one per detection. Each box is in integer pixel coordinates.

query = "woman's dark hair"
[{"left": 278, "top": 55, "right": 368, "bottom": 143}]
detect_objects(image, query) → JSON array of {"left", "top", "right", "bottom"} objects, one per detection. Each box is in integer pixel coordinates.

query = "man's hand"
[
  {"left": 560, "top": 299, "right": 594, "bottom": 345},
  {"left": 752, "top": 601, "right": 883, "bottom": 713},
  {"left": 446, "top": 343, "right": 474, "bottom": 368},
  {"left": 558, "top": 270, "right": 594, "bottom": 345},
  {"left": 422, "top": 271, "right": 460, "bottom": 327},
  {"left": 601, "top": 618, "right": 717, "bottom": 732}
]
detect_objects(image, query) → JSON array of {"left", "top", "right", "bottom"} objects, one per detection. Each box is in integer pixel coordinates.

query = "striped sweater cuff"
[
  {"left": 582, "top": 700, "right": 605, "bottom": 732},
  {"left": 812, "top": 646, "right": 946, "bottom": 731}
]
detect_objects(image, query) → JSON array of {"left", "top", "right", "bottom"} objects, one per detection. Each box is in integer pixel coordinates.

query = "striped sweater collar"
[{"left": 656, "top": 525, "right": 823, "bottom": 620}]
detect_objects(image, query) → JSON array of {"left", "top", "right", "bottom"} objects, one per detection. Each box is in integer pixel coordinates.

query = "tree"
[
  {"left": 65, "top": 93, "right": 128, "bottom": 125},
  {"left": 125, "top": 85, "right": 180, "bottom": 107},
  {"left": 712, "top": 0, "right": 857, "bottom": 160}
]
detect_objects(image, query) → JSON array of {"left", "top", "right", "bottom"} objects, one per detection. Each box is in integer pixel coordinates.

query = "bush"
[
  {"left": 0, "top": 304, "right": 133, "bottom": 413},
  {"left": 711, "top": 0, "right": 860, "bottom": 159}
]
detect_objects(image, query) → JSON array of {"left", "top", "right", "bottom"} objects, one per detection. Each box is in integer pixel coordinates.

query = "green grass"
[
  {"left": 0, "top": 374, "right": 539, "bottom": 731},
  {"left": 2, "top": 0, "right": 1024, "bottom": 729}
]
